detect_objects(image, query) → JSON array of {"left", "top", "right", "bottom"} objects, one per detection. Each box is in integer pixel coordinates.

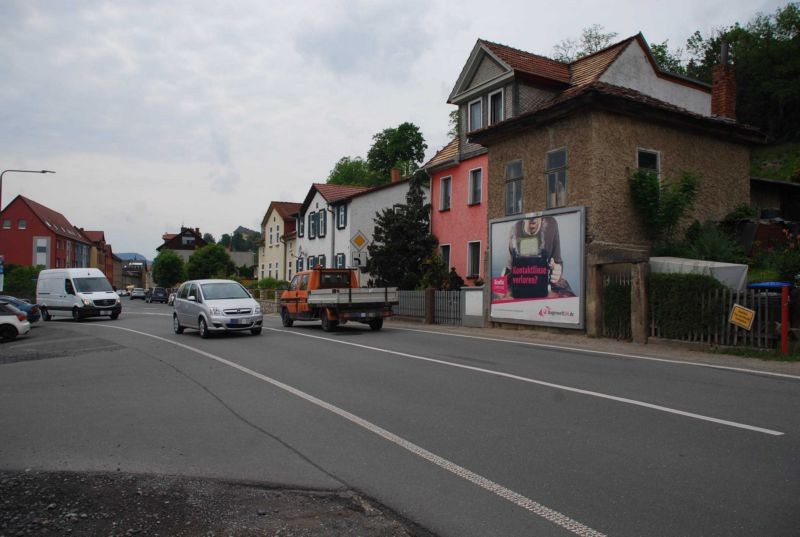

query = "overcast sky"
[{"left": 0, "top": 0, "right": 784, "bottom": 259}]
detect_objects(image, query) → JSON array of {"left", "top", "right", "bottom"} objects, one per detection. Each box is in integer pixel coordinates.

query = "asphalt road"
[{"left": 1, "top": 299, "right": 799, "bottom": 536}]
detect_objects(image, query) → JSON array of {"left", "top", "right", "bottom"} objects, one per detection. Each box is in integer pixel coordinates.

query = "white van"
[{"left": 36, "top": 268, "right": 122, "bottom": 321}]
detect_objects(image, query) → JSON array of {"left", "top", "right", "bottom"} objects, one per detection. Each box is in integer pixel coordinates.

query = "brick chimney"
[
  {"left": 711, "top": 42, "right": 736, "bottom": 120},
  {"left": 390, "top": 167, "right": 401, "bottom": 184}
]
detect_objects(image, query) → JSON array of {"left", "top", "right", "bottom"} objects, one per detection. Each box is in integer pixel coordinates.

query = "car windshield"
[
  {"left": 200, "top": 282, "right": 250, "bottom": 300},
  {"left": 74, "top": 277, "right": 114, "bottom": 293}
]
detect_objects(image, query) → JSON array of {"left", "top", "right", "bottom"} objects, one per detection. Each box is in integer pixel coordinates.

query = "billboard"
[{"left": 489, "top": 207, "right": 584, "bottom": 328}]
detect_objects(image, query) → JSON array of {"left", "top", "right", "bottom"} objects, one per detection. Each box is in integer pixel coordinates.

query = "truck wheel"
[
  {"left": 111, "top": 312, "right": 120, "bottom": 320},
  {"left": 321, "top": 314, "right": 338, "bottom": 332},
  {"left": 251, "top": 327, "right": 262, "bottom": 335},
  {"left": 368, "top": 318, "right": 383, "bottom": 331},
  {"left": 42, "top": 308, "right": 51, "bottom": 321},
  {"left": 281, "top": 308, "right": 293, "bottom": 327},
  {"left": 72, "top": 308, "right": 83, "bottom": 322}
]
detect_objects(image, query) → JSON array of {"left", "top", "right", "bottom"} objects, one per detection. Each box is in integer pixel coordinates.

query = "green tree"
[
  {"left": 326, "top": 156, "right": 382, "bottom": 186},
  {"left": 366, "top": 122, "right": 427, "bottom": 180},
  {"left": 186, "top": 244, "right": 236, "bottom": 280},
  {"left": 649, "top": 40, "right": 687, "bottom": 75},
  {"left": 629, "top": 169, "right": 701, "bottom": 244},
  {"left": 366, "top": 170, "right": 438, "bottom": 288},
  {"left": 151, "top": 249, "right": 185, "bottom": 287},
  {"left": 202, "top": 233, "right": 216, "bottom": 244},
  {"left": 552, "top": 24, "right": 619, "bottom": 62},
  {"left": 447, "top": 109, "right": 460, "bottom": 139},
  {"left": 3, "top": 264, "right": 42, "bottom": 297},
  {"left": 219, "top": 234, "right": 232, "bottom": 248},
  {"left": 231, "top": 231, "right": 246, "bottom": 251}
]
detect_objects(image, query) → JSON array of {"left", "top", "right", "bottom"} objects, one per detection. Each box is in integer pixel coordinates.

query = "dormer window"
[
  {"left": 468, "top": 98, "right": 482, "bottom": 132},
  {"left": 489, "top": 90, "right": 504, "bottom": 125}
]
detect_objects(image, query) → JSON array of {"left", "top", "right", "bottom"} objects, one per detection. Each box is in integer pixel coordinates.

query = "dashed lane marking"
[{"left": 89, "top": 324, "right": 607, "bottom": 537}]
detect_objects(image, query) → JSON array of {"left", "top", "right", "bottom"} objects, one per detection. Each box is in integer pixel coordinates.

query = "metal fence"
[
  {"left": 434, "top": 290, "right": 461, "bottom": 325},
  {"left": 650, "top": 288, "right": 782, "bottom": 349},
  {"left": 393, "top": 290, "right": 426, "bottom": 318}
]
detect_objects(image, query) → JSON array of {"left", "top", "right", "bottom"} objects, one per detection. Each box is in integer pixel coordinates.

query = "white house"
[
  {"left": 295, "top": 175, "right": 430, "bottom": 282},
  {"left": 258, "top": 201, "right": 301, "bottom": 282}
]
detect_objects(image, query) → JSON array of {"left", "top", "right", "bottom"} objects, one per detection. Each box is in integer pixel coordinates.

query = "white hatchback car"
[
  {"left": 0, "top": 301, "right": 32, "bottom": 342},
  {"left": 172, "top": 279, "right": 263, "bottom": 338}
]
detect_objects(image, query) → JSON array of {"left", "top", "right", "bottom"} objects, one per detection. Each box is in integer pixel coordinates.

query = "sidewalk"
[{"left": 382, "top": 317, "right": 800, "bottom": 378}]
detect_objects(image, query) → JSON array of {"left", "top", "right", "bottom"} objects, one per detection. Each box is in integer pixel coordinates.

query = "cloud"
[{"left": 207, "top": 133, "right": 240, "bottom": 193}]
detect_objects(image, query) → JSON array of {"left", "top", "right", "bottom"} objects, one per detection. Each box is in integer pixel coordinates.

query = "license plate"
[
  {"left": 234, "top": 318, "right": 250, "bottom": 325},
  {"left": 100, "top": 310, "right": 112, "bottom": 316}
]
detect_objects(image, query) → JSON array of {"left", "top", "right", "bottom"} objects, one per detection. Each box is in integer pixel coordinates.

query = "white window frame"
[
  {"left": 18, "top": 219, "right": 27, "bottom": 230},
  {"left": 468, "top": 98, "right": 482, "bottom": 132},
  {"left": 468, "top": 167, "right": 482, "bottom": 205},
  {"left": 440, "top": 244, "right": 451, "bottom": 269},
  {"left": 488, "top": 89, "right": 504, "bottom": 125},
  {"left": 336, "top": 205, "right": 347, "bottom": 229},
  {"left": 335, "top": 253, "right": 346, "bottom": 268},
  {"left": 546, "top": 147, "right": 568, "bottom": 209},
  {"left": 467, "top": 241, "right": 481, "bottom": 279},
  {"left": 440, "top": 176, "right": 452, "bottom": 211},
  {"left": 636, "top": 148, "right": 661, "bottom": 181}
]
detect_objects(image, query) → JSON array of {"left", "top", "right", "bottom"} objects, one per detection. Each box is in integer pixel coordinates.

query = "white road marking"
[
  {"left": 90, "top": 324, "right": 605, "bottom": 537},
  {"left": 268, "top": 328, "right": 784, "bottom": 436},
  {"left": 122, "top": 312, "right": 172, "bottom": 316},
  {"left": 391, "top": 327, "right": 800, "bottom": 381}
]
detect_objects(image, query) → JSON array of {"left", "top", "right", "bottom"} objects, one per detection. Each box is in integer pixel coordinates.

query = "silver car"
[{"left": 172, "top": 279, "right": 263, "bottom": 338}]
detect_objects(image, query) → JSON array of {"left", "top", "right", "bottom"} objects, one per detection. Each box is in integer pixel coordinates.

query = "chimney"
[
  {"left": 390, "top": 167, "right": 401, "bottom": 184},
  {"left": 195, "top": 227, "right": 200, "bottom": 235},
  {"left": 711, "top": 42, "right": 736, "bottom": 120}
]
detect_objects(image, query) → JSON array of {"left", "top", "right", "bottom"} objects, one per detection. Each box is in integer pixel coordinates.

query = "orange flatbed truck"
[{"left": 280, "top": 267, "right": 399, "bottom": 331}]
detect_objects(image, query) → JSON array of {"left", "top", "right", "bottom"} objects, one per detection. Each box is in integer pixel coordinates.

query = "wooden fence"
[{"left": 650, "top": 288, "right": 782, "bottom": 349}]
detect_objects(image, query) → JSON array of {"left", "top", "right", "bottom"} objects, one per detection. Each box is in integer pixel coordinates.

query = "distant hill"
[{"left": 116, "top": 253, "right": 152, "bottom": 264}]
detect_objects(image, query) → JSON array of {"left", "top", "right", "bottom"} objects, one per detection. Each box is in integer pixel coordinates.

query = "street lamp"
[{"left": 0, "top": 169, "right": 56, "bottom": 211}]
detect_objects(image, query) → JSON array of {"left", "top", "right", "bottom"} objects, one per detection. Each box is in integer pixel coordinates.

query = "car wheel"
[
  {"left": 199, "top": 318, "right": 210, "bottom": 339},
  {"left": 173, "top": 315, "right": 184, "bottom": 334},
  {"left": 0, "top": 324, "right": 17, "bottom": 342},
  {"left": 280, "top": 308, "right": 294, "bottom": 327},
  {"left": 251, "top": 327, "right": 262, "bottom": 336},
  {"left": 368, "top": 318, "right": 383, "bottom": 331},
  {"left": 72, "top": 308, "right": 83, "bottom": 322},
  {"left": 42, "top": 308, "right": 51, "bottom": 322}
]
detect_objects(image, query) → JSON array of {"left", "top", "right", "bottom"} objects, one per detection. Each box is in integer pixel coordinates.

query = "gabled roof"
[
  {"left": 3, "top": 195, "right": 90, "bottom": 243},
  {"left": 300, "top": 184, "right": 370, "bottom": 214},
  {"left": 569, "top": 36, "right": 636, "bottom": 86},
  {"left": 481, "top": 40, "right": 570, "bottom": 83},
  {"left": 262, "top": 201, "right": 302, "bottom": 227},
  {"left": 82, "top": 230, "right": 106, "bottom": 244},
  {"left": 423, "top": 137, "right": 460, "bottom": 171}
]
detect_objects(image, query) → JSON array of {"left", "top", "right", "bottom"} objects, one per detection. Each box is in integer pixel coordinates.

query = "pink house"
[{"left": 425, "top": 138, "right": 488, "bottom": 284}]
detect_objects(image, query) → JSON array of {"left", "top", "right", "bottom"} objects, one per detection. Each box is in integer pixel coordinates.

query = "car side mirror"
[{"left": 187, "top": 295, "right": 196, "bottom": 302}]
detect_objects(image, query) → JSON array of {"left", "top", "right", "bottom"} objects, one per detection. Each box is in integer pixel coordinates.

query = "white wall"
[
  {"left": 258, "top": 206, "right": 287, "bottom": 280},
  {"left": 600, "top": 42, "right": 711, "bottom": 117}
]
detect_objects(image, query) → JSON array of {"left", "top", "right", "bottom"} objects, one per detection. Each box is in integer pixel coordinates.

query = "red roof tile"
[
  {"left": 15, "top": 196, "right": 89, "bottom": 242},
  {"left": 314, "top": 183, "right": 370, "bottom": 203},
  {"left": 423, "top": 138, "right": 459, "bottom": 170},
  {"left": 569, "top": 36, "right": 635, "bottom": 86},
  {"left": 480, "top": 40, "right": 570, "bottom": 83},
  {"left": 83, "top": 230, "right": 106, "bottom": 244}
]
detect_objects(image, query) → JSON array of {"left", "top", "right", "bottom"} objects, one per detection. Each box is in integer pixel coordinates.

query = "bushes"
[
  {"left": 3, "top": 264, "right": 42, "bottom": 299},
  {"left": 649, "top": 273, "right": 725, "bottom": 339}
]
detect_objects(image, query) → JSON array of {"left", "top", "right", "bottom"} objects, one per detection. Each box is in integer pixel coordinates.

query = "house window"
[
  {"left": 298, "top": 217, "right": 304, "bottom": 237},
  {"left": 297, "top": 257, "right": 304, "bottom": 272},
  {"left": 467, "top": 241, "right": 481, "bottom": 278},
  {"left": 269, "top": 227, "right": 273, "bottom": 245},
  {"left": 335, "top": 253, "right": 346, "bottom": 268},
  {"left": 440, "top": 176, "right": 452, "bottom": 211},
  {"left": 637, "top": 149, "right": 660, "bottom": 177},
  {"left": 308, "top": 213, "right": 317, "bottom": 239},
  {"left": 546, "top": 148, "right": 567, "bottom": 209},
  {"left": 505, "top": 161, "right": 523, "bottom": 215},
  {"left": 308, "top": 256, "right": 315, "bottom": 268},
  {"left": 440, "top": 244, "right": 451, "bottom": 269},
  {"left": 18, "top": 219, "right": 26, "bottom": 230},
  {"left": 318, "top": 254, "right": 326, "bottom": 268},
  {"left": 469, "top": 168, "right": 482, "bottom": 205},
  {"left": 318, "top": 210, "right": 327, "bottom": 238},
  {"left": 2, "top": 219, "right": 10, "bottom": 229},
  {"left": 337, "top": 205, "right": 347, "bottom": 229},
  {"left": 468, "top": 98, "right": 482, "bottom": 132},
  {"left": 489, "top": 90, "right": 503, "bottom": 125}
]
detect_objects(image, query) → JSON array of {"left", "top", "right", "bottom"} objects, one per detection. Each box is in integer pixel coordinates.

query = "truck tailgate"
[{"left": 307, "top": 287, "right": 399, "bottom": 306}]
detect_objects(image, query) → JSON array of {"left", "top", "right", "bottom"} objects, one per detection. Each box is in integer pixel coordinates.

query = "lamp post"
[{"left": 0, "top": 169, "right": 56, "bottom": 211}]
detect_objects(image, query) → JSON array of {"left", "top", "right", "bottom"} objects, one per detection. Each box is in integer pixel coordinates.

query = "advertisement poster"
[{"left": 489, "top": 207, "right": 584, "bottom": 328}]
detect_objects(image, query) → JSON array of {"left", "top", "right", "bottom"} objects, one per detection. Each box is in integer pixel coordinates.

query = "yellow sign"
[
  {"left": 729, "top": 304, "right": 755, "bottom": 331},
  {"left": 350, "top": 231, "right": 368, "bottom": 251}
]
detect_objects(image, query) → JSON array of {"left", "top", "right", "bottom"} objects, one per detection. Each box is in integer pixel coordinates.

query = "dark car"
[
  {"left": 145, "top": 287, "right": 168, "bottom": 304},
  {"left": 0, "top": 295, "right": 41, "bottom": 323}
]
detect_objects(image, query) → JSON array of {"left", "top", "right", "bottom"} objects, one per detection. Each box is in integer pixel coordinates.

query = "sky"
[{"left": 0, "top": 0, "right": 786, "bottom": 259}]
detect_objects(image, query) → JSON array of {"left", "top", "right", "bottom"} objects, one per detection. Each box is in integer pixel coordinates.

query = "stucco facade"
[{"left": 258, "top": 202, "right": 300, "bottom": 282}]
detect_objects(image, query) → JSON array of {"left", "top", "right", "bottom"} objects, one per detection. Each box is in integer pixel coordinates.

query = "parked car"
[
  {"left": 0, "top": 301, "right": 31, "bottom": 342},
  {"left": 36, "top": 268, "right": 121, "bottom": 321},
  {"left": 130, "top": 288, "right": 146, "bottom": 300},
  {"left": 172, "top": 279, "right": 263, "bottom": 337},
  {"left": 145, "top": 287, "right": 168, "bottom": 304},
  {"left": 0, "top": 295, "right": 41, "bottom": 323},
  {"left": 116, "top": 289, "right": 129, "bottom": 297}
]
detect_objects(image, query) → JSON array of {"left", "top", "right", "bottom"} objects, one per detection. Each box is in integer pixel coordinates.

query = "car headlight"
[
  {"left": 209, "top": 306, "right": 223, "bottom": 315},
  {"left": 115, "top": 298, "right": 120, "bottom": 305},
  {"left": 82, "top": 298, "right": 91, "bottom": 306},
  {"left": 254, "top": 304, "right": 261, "bottom": 314}
]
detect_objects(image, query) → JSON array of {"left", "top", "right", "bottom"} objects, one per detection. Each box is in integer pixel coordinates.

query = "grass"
[
  {"left": 714, "top": 346, "right": 800, "bottom": 362},
  {"left": 751, "top": 142, "right": 800, "bottom": 182}
]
